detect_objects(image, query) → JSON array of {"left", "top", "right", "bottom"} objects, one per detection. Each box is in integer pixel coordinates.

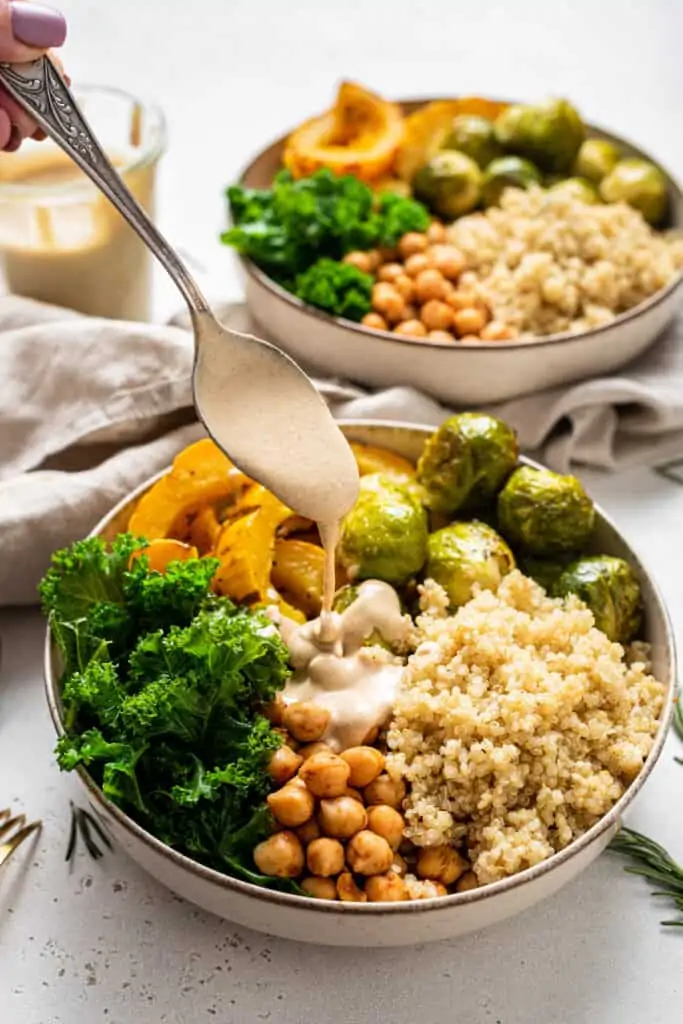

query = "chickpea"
[
  {"left": 446, "top": 289, "right": 479, "bottom": 312},
  {"left": 365, "top": 873, "right": 408, "bottom": 902},
  {"left": 426, "top": 220, "right": 447, "bottom": 244},
  {"left": 306, "top": 837, "right": 345, "bottom": 877},
  {"left": 420, "top": 299, "right": 453, "bottom": 332},
  {"left": 455, "top": 870, "right": 479, "bottom": 893},
  {"left": 253, "top": 831, "right": 304, "bottom": 878},
  {"left": 403, "top": 252, "right": 432, "bottom": 278},
  {"left": 400, "top": 304, "right": 418, "bottom": 323},
  {"left": 414, "top": 268, "right": 448, "bottom": 304},
  {"left": 282, "top": 702, "right": 330, "bottom": 744},
  {"left": 398, "top": 232, "right": 428, "bottom": 259},
  {"left": 296, "top": 818, "right": 321, "bottom": 844},
  {"left": 301, "top": 876, "right": 337, "bottom": 900},
  {"left": 377, "top": 262, "right": 404, "bottom": 283},
  {"left": 267, "top": 779, "right": 315, "bottom": 828},
  {"left": 341, "top": 786, "right": 365, "bottom": 804},
  {"left": 342, "top": 250, "right": 373, "bottom": 274},
  {"left": 319, "top": 795, "right": 368, "bottom": 839},
  {"left": 393, "top": 274, "right": 415, "bottom": 303},
  {"left": 361, "top": 312, "right": 389, "bottom": 332},
  {"left": 429, "top": 244, "right": 466, "bottom": 280},
  {"left": 264, "top": 695, "right": 283, "bottom": 725},
  {"left": 428, "top": 329, "right": 455, "bottom": 343},
  {"left": 268, "top": 745, "right": 303, "bottom": 785},
  {"left": 298, "top": 741, "right": 332, "bottom": 761},
  {"left": 337, "top": 871, "right": 367, "bottom": 902},
  {"left": 364, "top": 249, "right": 382, "bottom": 271},
  {"left": 459, "top": 334, "right": 483, "bottom": 344},
  {"left": 479, "top": 320, "right": 518, "bottom": 342},
  {"left": 378, "top": 245, "right": 398, "bottom": 263},
  {"left": 366, "top": 805, "right": 405, "bottom": 851},
  {"left": 416, "top": 846, "right": 468, "bottom": 886},
  {"left": 298, "top": 751, "right": 350, "bottom": 798},
  {"left": 340, "top": 746, "right": 385, "bottom": 788},
  {"left": 452, "top": 307, "right": 487, "bottom": 338},
  {"left": 394, "top": 319, "right": 428, "bottom": 338},
  {"left": 372, "top": 282, "right": 404, "bottom": 324},
  {"left": 346, "top": 830, "right": 394, "bottom": 876},
  {"left": 364, "top": 773, "right": 406, "bottom": 809}
]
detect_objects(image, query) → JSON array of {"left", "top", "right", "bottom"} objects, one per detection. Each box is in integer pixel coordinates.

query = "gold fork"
[{"left": 0, "top": 807, "right": 42, "bottom": 867}]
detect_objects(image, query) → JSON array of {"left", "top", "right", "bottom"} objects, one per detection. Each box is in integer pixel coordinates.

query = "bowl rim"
[
  {"left": 233, "top": 94, "right": 683, "bottom": 354},
  {"left": 43, "top": 419, "right": 677, "bottom": 917}
]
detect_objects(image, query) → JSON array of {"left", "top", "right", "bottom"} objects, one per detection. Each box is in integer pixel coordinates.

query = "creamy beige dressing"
[
  {"left": 0, "top": 147, "right": 156, "bottom": 320},
  {"left": 192, "top": 310, "right": 360, "bottom": 528},
  {"left": 277, "top": 581, "right": 408, "bottom": 752}
]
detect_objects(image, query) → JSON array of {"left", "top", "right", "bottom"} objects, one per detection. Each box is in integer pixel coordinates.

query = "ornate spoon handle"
[{"left": 0, "top": 57, "right": 209, "bottom": 315}]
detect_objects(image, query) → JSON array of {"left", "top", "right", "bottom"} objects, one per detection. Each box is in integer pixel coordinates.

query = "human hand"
[{"left": 0, "top": 1, "right": 67, "bottom": 151}]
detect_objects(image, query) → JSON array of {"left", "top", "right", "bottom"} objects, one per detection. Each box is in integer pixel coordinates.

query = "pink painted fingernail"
[{"left": 10, "top": 2, "right": 67, "bottom": 48}]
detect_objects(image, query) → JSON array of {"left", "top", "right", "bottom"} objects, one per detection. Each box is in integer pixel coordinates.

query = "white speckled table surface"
[{"left": 2, "top": 1, "right": 683, "bottom": 1021}]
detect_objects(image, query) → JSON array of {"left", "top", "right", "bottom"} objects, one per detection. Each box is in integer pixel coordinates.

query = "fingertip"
[{"left": 0, "top": 108, "right": 12, "bottom": 149}]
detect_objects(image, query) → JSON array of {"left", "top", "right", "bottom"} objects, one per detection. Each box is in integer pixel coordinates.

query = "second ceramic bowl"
[{"left": 235, "top": 100, "right": 683, "bottom": 405}]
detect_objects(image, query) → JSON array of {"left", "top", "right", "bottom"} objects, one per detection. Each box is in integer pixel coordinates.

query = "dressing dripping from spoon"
[{"left": 0, "top": 58, "right": 360, "bottom": 571}]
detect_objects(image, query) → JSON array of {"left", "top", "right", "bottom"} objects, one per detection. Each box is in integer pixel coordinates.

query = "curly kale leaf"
[{"left": 294, "top": 257, "right": 373, "bottom": 321}]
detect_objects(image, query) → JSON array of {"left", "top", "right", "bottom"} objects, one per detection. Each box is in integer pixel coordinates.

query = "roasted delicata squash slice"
[
  {"left": 213, "top": 487, "right": 292, "bottom": 604},
  {"left": 186, "top": 505, "right": 222, "bottom": 555},
  {"left": 395, "top": 97, "right": 509, "bottom": 182},
  {"left": 130, "top": 538, "right": 200, "bottom": 573},
  {"left": 272, "top": 539, "right": 327, "bottom": 618},
  {"left": 128, "top": 439, "right": 250, "bottom": 541},
  {"left": 350, "top": 442, "right": 416, "bottom": 483},
  {"left": 284, "top": 81, "right": 404, "bottom": 182}
]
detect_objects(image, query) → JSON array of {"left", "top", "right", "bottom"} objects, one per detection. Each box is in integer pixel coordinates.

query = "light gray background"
[{"left": 1, "top": 1, "right": 682, "bottom": 1021}]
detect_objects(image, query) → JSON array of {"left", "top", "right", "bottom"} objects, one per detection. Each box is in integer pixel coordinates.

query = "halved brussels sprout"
[
  {"left": 497, "top": 465, "right": 595, "bottom": 556},
  {"left": 338, "top": 474, "right": 428, "bottom": 585},
  {"left": 551, "top": 555, "right": 643, "bottom": 644},
  {"left": 441, "top": 115, "right": 502, "bottom": 169},
  {"left": 599, "top": 158, "right": 668, "bottom": 225},
  {"left": 481, "top": 156, "right": 543, "bottom": 207},
  {"left": 494, "top": 98, "right": 585, "bottom": 173},
  {"left": 548, "top": 176, "right": 600, "bottom": 204},
  {"left": 572, "top": 138, "right": 620, "bottom": 184},
  {"left": 412, "top": 150, "right": 482, "bottom": 219},
  {"left": 426, "top": 520, "right": 515, "bottom": 609},
  {"left": 417, "top": 413, "right": 519, "bottom": 514}
]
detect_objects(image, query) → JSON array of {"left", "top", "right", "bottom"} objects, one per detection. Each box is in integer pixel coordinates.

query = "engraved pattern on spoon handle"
[{"left": 0, "top": 57, "right": 209, "bottom": 315}]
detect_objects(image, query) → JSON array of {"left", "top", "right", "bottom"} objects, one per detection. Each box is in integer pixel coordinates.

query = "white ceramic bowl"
[
  {"left": 235, "top": 101, "right": 683, "bottom": 405},
  {"left": 44, "top": 422, "right": 676, "bottom": 947}
]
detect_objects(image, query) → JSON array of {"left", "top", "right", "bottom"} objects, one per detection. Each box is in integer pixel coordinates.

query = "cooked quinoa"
[
  {"left": 385, "top": 571, "right": 666, "bottom": 885},
  {"left": 446, "top": 186, "right": 683, "bottom": 338}
]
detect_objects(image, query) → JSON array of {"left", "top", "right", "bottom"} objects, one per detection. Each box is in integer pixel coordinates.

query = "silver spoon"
[{"left": 0, "top": 57, "right": 358, "bottom": 523}]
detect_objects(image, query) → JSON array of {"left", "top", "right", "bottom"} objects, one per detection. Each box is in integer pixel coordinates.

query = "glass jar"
[{"left": 0, "top": 85, "right": 166, "bottom": 321}]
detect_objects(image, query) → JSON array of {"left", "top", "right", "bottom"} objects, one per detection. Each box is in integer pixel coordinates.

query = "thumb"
[{"left": 0, "top": 1, "right": 67, "bottom": 63}]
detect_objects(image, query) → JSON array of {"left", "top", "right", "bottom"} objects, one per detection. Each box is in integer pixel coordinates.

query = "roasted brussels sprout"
[
  {"left": 481, "top": 156, "right": 543, "bottom": 207},
  {"left": 417, "top": 413, "right": 519, "bottom": 514},
  {"left": 548, "top": 176, "right": 600, "bottom": 204},
  {"left": 338, "top": 474, "right": 428, "bottom": 585},
  {"left": 497, "top": 465, "right": 595, "bottom": 556},
  {"left": 412, "top": 150, "right": 482, "bottom": 219},
  {"left": 441, "top": 115, "right": 502, "bottom": 169},
  {"left": 551, "top": 555, "right": 643, "bottom": 644},
  {"left": 494, "top": 98, "right": 585, "bottom": 173},
  {"left": 599, "top": 158, "right": 668, "bottom": 225},
  {"left": 572, "top": 138, "right": 620, "bottom": 184},
  {"left": 426, "top": 520, "right": 515, "bottom": 609}
]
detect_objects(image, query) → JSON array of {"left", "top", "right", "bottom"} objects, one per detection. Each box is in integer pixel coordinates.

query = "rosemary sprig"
[
  {"left": 610, "top": 827, "right": 683, "bottom": 927},
  {"left": 65, "top": 801, "right": 113, "bottom": 864}
]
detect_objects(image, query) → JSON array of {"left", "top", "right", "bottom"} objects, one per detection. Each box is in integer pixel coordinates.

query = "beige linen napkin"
[{"left": 2, "top": 295, "right": 683, "bottom": 606}]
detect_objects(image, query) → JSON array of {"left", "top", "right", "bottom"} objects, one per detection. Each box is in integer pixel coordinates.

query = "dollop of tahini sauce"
[{"left": 276, "top": 581, "right": 409, "bottom": 752}]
